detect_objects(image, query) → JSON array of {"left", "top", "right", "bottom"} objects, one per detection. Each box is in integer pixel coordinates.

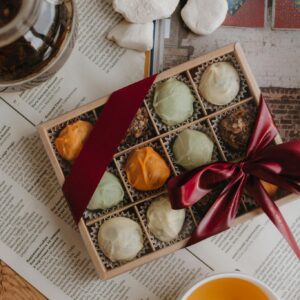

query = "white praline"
[
  {"left": 147, "top": 195, "right": 185, "bottom": 242},
  {"left": 181, "top": 0, "right": 228, "bottom": 35},
  {"left": 199, "top": 62, "right": 240, "bottom": 105},
  {"left": 107, "top": 20, "right": 154, "bottom": 52},
  {"left": 113, "top": 0, "right": 179, "bottom": 23},
  {"left": 98, "top": 217, "right": 143, "bottom": 262}
]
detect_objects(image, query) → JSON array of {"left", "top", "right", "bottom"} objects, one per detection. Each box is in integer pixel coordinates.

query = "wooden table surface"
[
  {"left": 1, "top": 87, "right": 299, "bottom": 300},
  {"left": 0, "top": 261, "right": 46, "bottom": 300}
]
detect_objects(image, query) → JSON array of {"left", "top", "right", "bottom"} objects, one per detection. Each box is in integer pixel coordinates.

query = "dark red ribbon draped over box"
[
  {"left": 62, "top": 75, "right": 157, "bottom": 223},
  {"left": 168, "top": 96, "right": 300, "bottom": 259}
]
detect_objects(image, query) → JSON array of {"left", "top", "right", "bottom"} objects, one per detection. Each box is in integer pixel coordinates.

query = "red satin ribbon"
[
  {"left": 168, "top": 96, "right": 300, "bottom": 259},
  {"left": 63, "top": 75, "right": 157, "bottom": 223}
]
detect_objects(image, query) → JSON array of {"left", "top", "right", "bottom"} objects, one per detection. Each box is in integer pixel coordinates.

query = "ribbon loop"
[{"left": 168, "top": 162, "right": 236, "bottom": 209}]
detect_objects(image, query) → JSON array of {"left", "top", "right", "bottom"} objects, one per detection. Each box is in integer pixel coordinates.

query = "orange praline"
[
  {"left": 125, "top": 147, "right": 171, "bottom": 191},
  {"left": 55, "top": 120, "right": 93, "bottom": 161},
  {"left": 260, "top": 180, "right": 278, "bottom": 197}
]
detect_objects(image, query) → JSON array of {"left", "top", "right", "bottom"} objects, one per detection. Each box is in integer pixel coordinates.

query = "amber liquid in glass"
[
  {"left": 188, "top": 278, "right": 269, "bottom": 300},
  {"left": 0, "top": 0, "right": 74, "bottom": 84}
]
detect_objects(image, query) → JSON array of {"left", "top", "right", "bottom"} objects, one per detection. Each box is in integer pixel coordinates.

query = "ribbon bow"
[{"left": 168, "top": 96, "right": 300, "bottom": 259}]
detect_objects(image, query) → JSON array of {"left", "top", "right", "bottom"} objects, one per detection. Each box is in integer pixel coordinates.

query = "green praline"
[
  {"left": 87, "top": 171, "right": 124, "bottom": 210},
  {"left": 153, "top": 78, "right": 194, "bottom": 125},
  {"left": 173, "top": 129, "right": 213, "bottom": 170}
]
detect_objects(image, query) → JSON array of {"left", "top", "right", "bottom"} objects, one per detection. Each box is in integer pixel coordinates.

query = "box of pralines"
[{"left": 38, "top": 43, "right": 296, "bottom": 279}]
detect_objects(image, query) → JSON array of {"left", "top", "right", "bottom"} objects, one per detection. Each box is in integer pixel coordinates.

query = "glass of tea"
[
  {"left": 0, "top": 0, "right": 77, "bottom": 92},
  {"left": 178, "top": 272, "right": 278, "bottom": 300}
]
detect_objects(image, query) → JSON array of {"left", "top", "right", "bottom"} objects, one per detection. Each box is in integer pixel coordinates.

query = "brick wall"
[{"left": 262, "top": 88, "right": 300, "bottom": 141}]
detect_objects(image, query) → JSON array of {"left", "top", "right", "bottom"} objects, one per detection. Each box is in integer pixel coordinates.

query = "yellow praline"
[
  {"left": 55, "top": 120, "right": 93, "bottom": 161},
  {"left": 261, "top": 180, "right": 278, "bottom": 197},
  {"left": 125, "top": 147, "right": 170, "bottom": 191}
]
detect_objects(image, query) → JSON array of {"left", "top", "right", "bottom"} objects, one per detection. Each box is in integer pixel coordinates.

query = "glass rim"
[
  {"left": 177, "top": 272, "right": 279, "bottom": 300},
  {"left": 0, "top": 0, "right": 41, "bottom": 47},
  {"left": 0, "top": 0, "right": 76, "bottom": 89}
]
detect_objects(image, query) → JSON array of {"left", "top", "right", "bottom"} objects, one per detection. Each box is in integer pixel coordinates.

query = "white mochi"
[
  {"left": 147, "top": 195, "right": 185, "bottom": 242},
  {"left": 113, "top": 0, "right": 179, "bottom": 23},
  {"left": 181, "top": 0, "right": 228, "bottom": 35},
  {"left": 107, "top": 20, "right": 154, "bottom": 52},
  {"left": 98, "top": 217, "right": 143, "bottom": 262},
  {"left": 199, "top": 62, "right": 240, "bottom": 105}
]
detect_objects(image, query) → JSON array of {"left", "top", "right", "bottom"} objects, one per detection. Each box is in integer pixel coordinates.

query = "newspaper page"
[
  {"left": 188, "top": 199, "right": 300, "bottom": 300},
  {"left": 0, "top": 98, "right": 212, "bottom": 299},
  {"left": 0, "top": 0, "right": 214, "bottom": 299}
]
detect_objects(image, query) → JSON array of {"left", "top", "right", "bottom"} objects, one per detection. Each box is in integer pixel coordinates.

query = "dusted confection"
[
  {"left": 98, "top": 217, "right": 143, "bottom": 262},
  {"left": 107, "top": 21, "right": 154, "bottom": 52},
  {"left": 199, "top": 62, "right": 240, "bottom": 105},
  {"left": 113, "top": 0, "right": 179, "bottom": 23},
  {"left": 173, "top": 129, "right": 213, "bottom": 170},
  {"left": 181, "top": 0, "right": 228, "bottom": 35},
  {"left": 219, "top": 108, "right": 255, "bottom": 150},
  {"left": 87, "top": 172, "right": 124, "bottom": 210},
  {"left": 261, "top": 180, "right": 278, "bottom": 197},
  {"left": 147, "top": 195, "right": 185, "bottom": 242},
  {"left": 125, "top": 147, "right": 170, "bottom": 191},
  {"left": 124, "top": 107, "right": 149, "bottom": 143},
  {"left": 153, "top": 78, "right": 194, "bottom": 125},
  {"left": 55, "top": 120, "right": 93, "bottom": 161}
]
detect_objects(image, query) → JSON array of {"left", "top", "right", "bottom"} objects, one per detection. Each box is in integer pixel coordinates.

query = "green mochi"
[
  {"left": 173, "top": 129, "right": 213, "bottom": 170},
  {"left": 153, "top": 78, "right": 194, "bottom": 125},
  {"left": 87, "top": 171, "right": 124, "bottom": 210}
]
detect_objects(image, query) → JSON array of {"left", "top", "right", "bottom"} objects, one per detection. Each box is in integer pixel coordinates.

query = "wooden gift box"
[{"left": 38, "top": 43, "right": 296, "bottom": 279}]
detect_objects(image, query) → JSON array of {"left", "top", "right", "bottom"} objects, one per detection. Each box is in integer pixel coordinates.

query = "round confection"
[
  {"left": 173, "top": 129, "right": 214, "bottom": 170},
  {"left": 219, "top": 107, "right": 254, "bottom": 151},
  {"left": 181, "top": 0, "right": 228, "bottom": 35},
  {"left": 113, "top": 0, "right": 179, "bottom": 23},
  {"left": 147, "top": 195, "right": 185, "bottom": 242},
  {"left": 87, "top": 171, "right": 124, "bottom": 210},
  {"left": 55, "top": 120, "right": 93, "bottom": 161},
  {"left": 199, "top": 62, "right": 240, "bottom": 105},
  {"left": 125, "top": 147, "right": 170, "bottom": 191},
  {"left": 98, "top": 217, "right": 143, "bottom": 262},
  {"left": 153, "top": 78, "right": 194, "bottom": 126}
]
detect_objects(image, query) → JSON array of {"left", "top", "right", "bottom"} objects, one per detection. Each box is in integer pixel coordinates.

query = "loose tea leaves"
[{"left": 0, "top": 0, "right": 22, "bottom": 28}]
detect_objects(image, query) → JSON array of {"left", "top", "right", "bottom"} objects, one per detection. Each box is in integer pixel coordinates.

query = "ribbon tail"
[
  {"left": 188, "top": 173, "right": 246, "bottom": 246},
  {"left": 246, "top": 176, "right": 300, "bottom": 259},
  {"left": 246, "top": 95, "right": 279, "bottom": 158}
]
